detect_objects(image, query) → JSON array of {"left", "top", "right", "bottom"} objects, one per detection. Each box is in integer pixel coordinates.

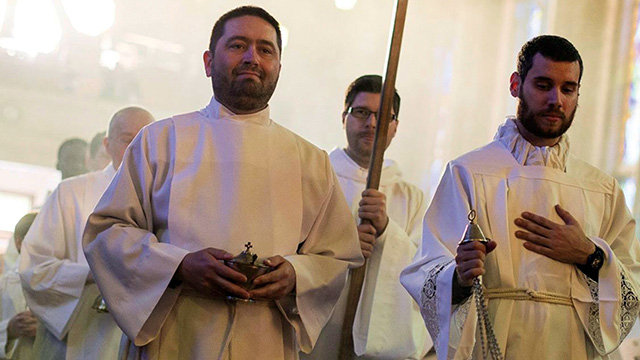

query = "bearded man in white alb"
[
  {"left": 303, "top": 75, "right": 430, "bottom": 360},
  {"left": 401, "top": 35, "right": 640, "bottom": 360},
  {"left": 19, "top": 107, "right": 154, "bottom": 360},
  {"left": 82, "top": 6, "right": 362, "bottom": 360}
]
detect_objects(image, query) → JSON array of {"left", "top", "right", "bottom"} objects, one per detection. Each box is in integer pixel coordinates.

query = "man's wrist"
[
  {"left": 170, "top": 261, "right": 186, "bottom": 289},
  {"left": 452, "top": 270, "right": 472, "bottom": 304},
  {"left": 579, "top": 241, "right": 597, "bottom": 266},
  {"left": 168, "top": 276, "right": 183, "bottom": 289},
  {"left": 577, "top": 244, "right": 604, "bottom": 281},
  {"left": 376, "top": 217, "right": 390, "bottom": 237}
]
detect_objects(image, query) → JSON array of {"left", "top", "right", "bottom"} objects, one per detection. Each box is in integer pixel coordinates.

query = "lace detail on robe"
[
  {"left": 620, "top": 270, "right": 639, "bottom": 340},
  {"left": 421, "top": 260, "right": 453, "bottom": 345},
  {"left": 585, "top": 269, "right": 639, "bottom": 353},
  {"left": 585, "top": 275, "right": 604, "bottom": 353},
  {"left": 452, "top": 298, "right": 471, "bottom": 331}
]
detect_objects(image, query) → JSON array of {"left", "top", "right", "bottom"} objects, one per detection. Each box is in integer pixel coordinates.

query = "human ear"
[
  {"left": 509, "top": 72, "right": 521, "bottom": 98},
  {"left": 203, "top": 50, "right": 213, "bottom": 78}
]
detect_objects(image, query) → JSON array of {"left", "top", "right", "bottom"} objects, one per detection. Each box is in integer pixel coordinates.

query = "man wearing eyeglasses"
[{"left": 302, "top": 75, "right": 431, "bottom": 359}]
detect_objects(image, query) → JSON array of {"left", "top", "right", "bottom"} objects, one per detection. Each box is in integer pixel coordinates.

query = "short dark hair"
[
  {"left": 208, "top": 6, "right": 282, "bottom": 55},
  {"left": 57, "top": 138, "right": 87, "bottom": 159},
  {"left": 89, "top": 131, "right": 106, "bottom": 158},
  {"left": 517, "top": 35, "right": 583, "bottom": 83},
  {"left": 344, "top": 75, "right": 401, "bottom": 119}
]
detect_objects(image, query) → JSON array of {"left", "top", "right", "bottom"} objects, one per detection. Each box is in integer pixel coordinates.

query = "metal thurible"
[
  {"left": 460, "top": 210, "right": 502, "bottom": 360},
  {"left": 460, "top": 210, "right": 489, "bottom": 245},
  {"left": 224, "top": 242, "right": 273, "bottom": 302}
]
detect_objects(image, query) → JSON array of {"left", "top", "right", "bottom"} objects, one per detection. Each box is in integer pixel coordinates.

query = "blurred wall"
[{"left": 0, "top": 0, "right": 636, "bottom": 197}]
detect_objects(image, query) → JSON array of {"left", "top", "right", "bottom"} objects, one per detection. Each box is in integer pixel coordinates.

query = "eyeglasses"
[{"left": 346, "top": 107, "right": 397, "bottom": 122}]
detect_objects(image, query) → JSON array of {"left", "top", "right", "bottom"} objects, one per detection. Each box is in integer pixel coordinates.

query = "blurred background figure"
[
  {"left": 0, "top": 212, "right": 39, "bottom": 360},
  {"left": 19, "top": 107, "right": 154, "bottom": 360},
  {"left": 86, "top": 132, "right": 110, "bottom": 172},
  {"left": 56, "top": 138, "right": 88, "bottom": 179}
]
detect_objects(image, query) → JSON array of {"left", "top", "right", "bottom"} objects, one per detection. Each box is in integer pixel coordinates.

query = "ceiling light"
[
  {"left": 62, "top": 0, "right": 115, "bottom": 36},
  {"left": 335, "top": 0, "right": 357, "bottom": 11},
  {"left": 0, "top": 0, "right": 6, "bottom": 33},
  {"left": 10, "top": 0, "right": 61, "bottom": 55}
]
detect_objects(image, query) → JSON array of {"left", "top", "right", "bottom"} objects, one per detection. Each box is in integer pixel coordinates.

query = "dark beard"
[
  {"left": 517, "top": 95, "right": 576, "bottom": 139},
  {"left": 212, "top": 65, "right": 278, "bottom": 113}
]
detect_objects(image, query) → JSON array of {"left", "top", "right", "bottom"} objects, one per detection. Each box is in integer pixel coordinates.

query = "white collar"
[
  {"left": 494, "top": 117, "right": 569, "bottom": 171},
  {"left": 201, "top": 96, "right": 271, "bottom": 126}
]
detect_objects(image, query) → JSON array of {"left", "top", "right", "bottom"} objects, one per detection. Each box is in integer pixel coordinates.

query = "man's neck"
[
  {"left": 344, "top": 148, "right": 370, "bottom": 169},
  {"left": 215, "top": 96, "right": 267, "bottom": 115},
  {"left": 515, "top": 119, "right": 561, "bottom": 147}
]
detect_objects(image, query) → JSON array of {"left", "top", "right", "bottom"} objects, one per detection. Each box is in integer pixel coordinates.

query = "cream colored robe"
[
  {"left": 82, "top": 97, "right": 363, "bottom": 360},
  {"left": 19, "top": 165, "right": 122, "bottom": 360},
  {"left": 0, "top": 265, "right": 34, "bottom": 360},
  {"left": 401, "top": 118, "right": 640, "bottom": 359},
  {"left": 303, "top": 148, "right": 431, "bottom": 359}
]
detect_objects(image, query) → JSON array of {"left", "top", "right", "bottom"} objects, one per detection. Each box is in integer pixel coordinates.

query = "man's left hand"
[
  {"left": 358, "top": 189, "right": 389, "bottom": 236},
  {"left": 514, "top": 204, "right": 595, "bottom": 265},
  {"left": 250, "top": 256, "right": 296, "bottom": 300}
]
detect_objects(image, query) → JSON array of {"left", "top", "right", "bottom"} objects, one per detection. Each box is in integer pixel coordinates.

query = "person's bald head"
[
  {"left": 104, "top": 107, "right": 155, "bottom": 169},
  {"left": 14, "top": 212, "right": 37, "bottom": 253}
]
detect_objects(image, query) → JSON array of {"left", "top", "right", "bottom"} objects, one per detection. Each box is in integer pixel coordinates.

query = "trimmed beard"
[
  {"left": 517, "top": 93, "right": 576, "bottom": 140},
  {"left": 211, "top": 64, "right": 278, "bottom": 113}
]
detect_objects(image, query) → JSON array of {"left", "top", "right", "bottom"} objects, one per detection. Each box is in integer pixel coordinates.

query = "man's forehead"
[
  {"left": 351, "top": 92, "right": 398, "bottom": 115},
  {"left": 528, "top": 53, "right": 580, "bottom": 83},
  {"left": 221, "top": 15, "right": 277, "bottom": 43},
  {"left": 353, "top": 92, "right": 381, "bottom": 104}
]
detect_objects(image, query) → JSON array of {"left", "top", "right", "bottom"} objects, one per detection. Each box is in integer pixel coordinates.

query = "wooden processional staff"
[{"left": 338, "top": 1, "right": 408, "bottom": 358}]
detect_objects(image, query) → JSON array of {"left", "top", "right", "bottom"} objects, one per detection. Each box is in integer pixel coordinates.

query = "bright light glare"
[
  {"left": 623, "top": 111, "right": 640, "bottom": 165},
  {"left": 11, "top": 0, "right": 61, "bottom": 55},
  {"left": 527, "top": 8, "right": 543, "bottom": 38},
  {"left": 0, "top": 0, "right": 6, "bottom": 33},
  {"left": 335, "top": 0, "right": 357, "bottom": 11},
  {"left": 62, "top": 0, "right": 115, "bottom": 36},
  {"left": 622, "top": 178, "right": 637, "bottom": 211},
  {"left": 99, "top": 49, "right": 120, "bottom": 70},
  {"left": 0, "top": 192, "right": 31, "bottom": 233},
  {"left": 280, "top": 26, "right": 289, "bottom": 50}
]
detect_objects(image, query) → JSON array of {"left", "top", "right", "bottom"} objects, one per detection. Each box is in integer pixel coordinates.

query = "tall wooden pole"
[{"left": 338, "top": 1, "right": 409, "bottom": 358}]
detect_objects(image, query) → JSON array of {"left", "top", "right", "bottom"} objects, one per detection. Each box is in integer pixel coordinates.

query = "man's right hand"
[
  {"left": 7, "top": 311, "right": 37, "bottom": 339},
  {"left": 455, "top": 240, "right": 497, "bottom": 287},
  {"left": 358, "top": 223, "right": 377, "bottom": 258},
  {"left": 174, "top": 248, "right": 251, "bottom": 299}
]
